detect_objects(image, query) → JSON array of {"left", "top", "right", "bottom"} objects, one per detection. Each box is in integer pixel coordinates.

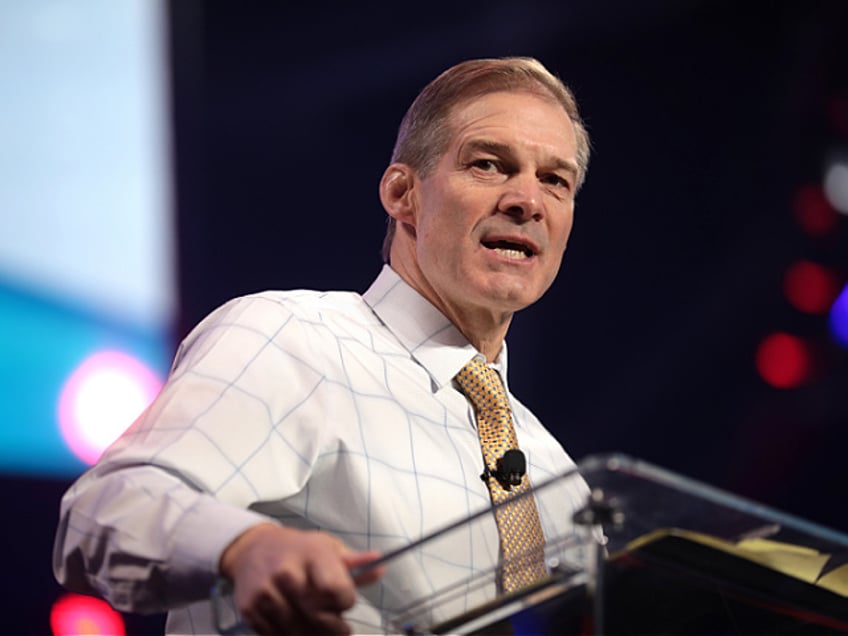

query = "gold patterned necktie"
[{"left": 455, "top": 356, "right": 547, "bottom": 593}]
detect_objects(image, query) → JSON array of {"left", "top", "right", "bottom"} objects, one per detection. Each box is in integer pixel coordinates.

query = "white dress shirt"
[{"left": 53, "top": 265, "right": 589, "bottom": 634}]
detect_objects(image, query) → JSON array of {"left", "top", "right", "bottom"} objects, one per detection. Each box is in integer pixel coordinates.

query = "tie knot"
[{"left": 455, "top": 357, "right": 510, "bottom": 412}]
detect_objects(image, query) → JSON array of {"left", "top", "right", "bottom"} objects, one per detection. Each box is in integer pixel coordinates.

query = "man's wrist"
[{"left": 218, "top": 521, "right": 281, "bottom": 578}]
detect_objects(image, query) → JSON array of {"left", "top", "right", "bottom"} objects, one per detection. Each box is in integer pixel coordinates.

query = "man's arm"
[
  {"left": 53, "top": 293, "right": 384, "bottom": 632},
  {"left": 52, "top": 462, "right": 270, "bottom": 612},
  {"left": 53, "top": 463, "right": 383, "bottom": 634}
]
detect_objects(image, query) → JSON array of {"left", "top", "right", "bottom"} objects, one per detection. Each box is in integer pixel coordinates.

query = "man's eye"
[
  {"left": 542, "top": 174, "right": 571, "bottom": 189},
  {"left": 471, "top": 159, "right": 498, "bottom": 171}
]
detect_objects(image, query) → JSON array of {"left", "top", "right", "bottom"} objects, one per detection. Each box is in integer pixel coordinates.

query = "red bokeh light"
[
  {"left": 792, "top": 184, "right": 839, "bottom": 237},
  {"left": 783, "top": 260, "right": 841, "bottom": 314},
  {"left": 755, "top": 332, "right": 811, "bottom": 389},
  {"left": 50, "top": 593, "right": 125, "bottom": 636}
]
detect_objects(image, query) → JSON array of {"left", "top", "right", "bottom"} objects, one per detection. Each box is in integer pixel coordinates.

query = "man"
[{"left": 53, "top": 57, "right": 591, "bottom": 635}]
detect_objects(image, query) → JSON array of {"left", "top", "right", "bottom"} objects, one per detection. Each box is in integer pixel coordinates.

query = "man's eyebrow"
[{"left": 463, "top": 139, "right": 513, "bottom": 157}]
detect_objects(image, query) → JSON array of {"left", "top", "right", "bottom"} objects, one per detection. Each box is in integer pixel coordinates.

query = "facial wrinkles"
[
  {"left": 453, "top": 132, "right": 574, "bottom": 259},
  {"left": 450, "top": 94, "right": 575, "bottom": 165}
]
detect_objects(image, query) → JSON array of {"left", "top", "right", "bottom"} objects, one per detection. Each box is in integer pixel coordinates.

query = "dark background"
[{"left": 6, "top": 1, "right": 848, "bottom": 633}]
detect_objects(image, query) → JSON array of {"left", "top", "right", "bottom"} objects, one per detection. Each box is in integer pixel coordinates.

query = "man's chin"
[{"left": 480, "top": 284, "right": 544, "bottom": 314}]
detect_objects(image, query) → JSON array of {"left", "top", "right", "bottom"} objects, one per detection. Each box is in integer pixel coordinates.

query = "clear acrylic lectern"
[
  {"left": 367, "top": 453, "right": 848, "bottom": 635},
  {"left": 213, "top": 454, "right": 848, "bottom": 634}
]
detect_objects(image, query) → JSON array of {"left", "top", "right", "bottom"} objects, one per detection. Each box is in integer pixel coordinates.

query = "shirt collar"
[{"left": 363, "top": 265, "right": 510, "bottom": 392}]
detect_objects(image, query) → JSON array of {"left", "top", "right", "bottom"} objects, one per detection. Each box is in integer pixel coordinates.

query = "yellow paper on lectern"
[{"left": 625, "top": 529, "right": 847, "bottom": 596}]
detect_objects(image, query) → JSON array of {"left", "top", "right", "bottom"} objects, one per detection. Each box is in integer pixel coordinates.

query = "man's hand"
[{"left": 219, "top": 522, "right": 384, "bottom": 635}]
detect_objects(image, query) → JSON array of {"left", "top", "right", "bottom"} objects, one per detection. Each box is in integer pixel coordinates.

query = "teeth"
[{"left": 494, "top": 247, "right": 528, "bottom": 260}]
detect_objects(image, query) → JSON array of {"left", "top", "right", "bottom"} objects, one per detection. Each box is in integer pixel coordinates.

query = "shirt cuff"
[{"left": 169, "top": 494, "right": 272, "bottom": 596}]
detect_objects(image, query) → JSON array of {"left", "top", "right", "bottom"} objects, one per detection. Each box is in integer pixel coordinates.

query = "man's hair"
[{"left": 381, "top": 56, "right": 591, "bottom": 262}]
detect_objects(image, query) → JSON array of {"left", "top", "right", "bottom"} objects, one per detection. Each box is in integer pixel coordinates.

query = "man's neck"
[
  {"left": 448, "top": 306, "right": 511, "bottom": 363},
  {"left": 389, "top": 262, "right": 512, "bottom": 362}
]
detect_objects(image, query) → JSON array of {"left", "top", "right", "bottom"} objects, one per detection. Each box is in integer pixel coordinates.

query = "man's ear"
[{"left": 379, "top": 163, "right": 417, "bottom": 225}]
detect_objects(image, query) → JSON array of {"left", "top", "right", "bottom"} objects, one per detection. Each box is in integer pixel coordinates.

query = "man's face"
[{"left": 404, "top": 91, "right": 579, "bottom": 321}]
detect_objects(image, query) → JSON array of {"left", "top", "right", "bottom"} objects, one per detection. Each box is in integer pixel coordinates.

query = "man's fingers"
[
  {"left": 303, "top": 554, "right": 357, "bottom": 611},
  {"left": 343, "top": 550, "right": 386, "bottom": 586},
  {"left": 224, "top": 527, "right": 382, "bottom": 634},
  {"left": 238, "top": 582, "right": 294, "bottom": 636},
  {"left": 300, "top": 608, "right": 353, "bottom": 636}
]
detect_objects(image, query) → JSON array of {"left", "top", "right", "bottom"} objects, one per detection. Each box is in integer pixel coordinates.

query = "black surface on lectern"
[{"left": 480, "top": 534, "right": 848, "bottom": 636}]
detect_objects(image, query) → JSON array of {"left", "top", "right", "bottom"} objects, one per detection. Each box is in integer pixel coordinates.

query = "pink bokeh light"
[
  {"left": 50, "top": 593, "right": 125, "bottom": 636},
  {"left": 58, "top": 350, "right": 163, "bottom": 465}
]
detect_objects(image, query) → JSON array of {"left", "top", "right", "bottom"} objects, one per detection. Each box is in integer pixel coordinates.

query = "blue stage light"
[{"left": 829, "top": 283, "right": 848, "bottom": 348}]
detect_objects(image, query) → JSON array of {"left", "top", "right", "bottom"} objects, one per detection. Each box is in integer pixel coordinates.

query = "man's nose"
[{"left": 496, "top": 173, "right": 544, "bottom": 221}]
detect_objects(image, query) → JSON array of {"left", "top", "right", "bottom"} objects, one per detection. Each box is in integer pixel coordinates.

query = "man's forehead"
[
  {"left": 445, "top": 91, "right": 577, "bottom": 158},
  {"left": 446, "top": 87, "right": 568, "bottom": 123},
  {"left": 447, "top": 90, "right": 573, "bottom": 134}
]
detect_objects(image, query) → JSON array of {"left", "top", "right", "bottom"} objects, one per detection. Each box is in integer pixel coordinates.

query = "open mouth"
[{"left": 481, "top": 239, "right": 536, "bottom": 260}]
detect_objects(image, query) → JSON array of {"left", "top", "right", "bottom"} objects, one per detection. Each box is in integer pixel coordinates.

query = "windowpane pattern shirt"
[{"left": 53, "top": 265, "right": 589, "bottom": 634}]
